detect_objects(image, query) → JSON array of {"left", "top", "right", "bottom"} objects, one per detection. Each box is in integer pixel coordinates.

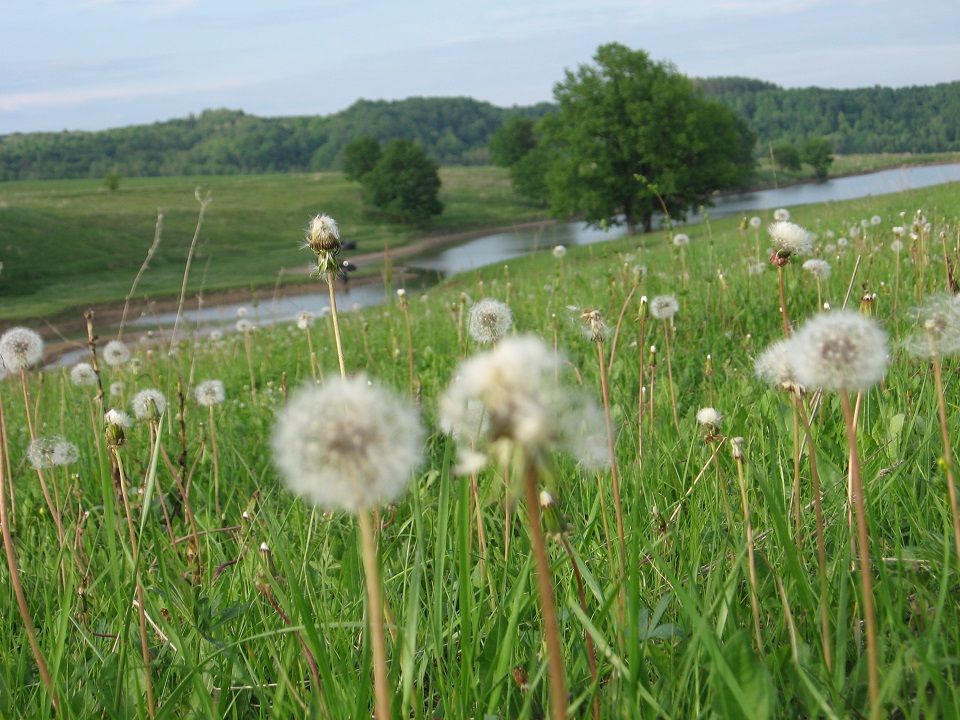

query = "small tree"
[
  {"left": 362, "top": 139, "right": 443, "bottom": 224},
  {"left": 342, "top": 136, "right": 382, "bottom": 181},
  {"left": 104, "top": 172, "right": 123, "bottom": 192},
  {"left": 801, "top": 137, "right": 834, "bottom": 180},
  {"left": 771, "top": 142, "right": 801, "bottom": 172}
]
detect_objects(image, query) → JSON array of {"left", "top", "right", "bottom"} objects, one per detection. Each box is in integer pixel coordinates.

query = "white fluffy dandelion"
[
  {"left": 102, "top": 340, "right": 131, "bottom": 367},
  {"left": 773, "top": 208, "right": 791, "bottom": 222},
  {"left": 439, "top": 335, "right": 607, "bottom": 471},
  {"left": 768, "top": 221, "right": 813, "bottom": 263},
  {"left": 903, "top": 293, "right": 960, "bottom": 358},
  {"left": 552, "top": 245, "right": 567, "bottom": 259},
  {"left": 649, "top": 295, "right": 680, "bottom": 320},
  {"left": 132, "top": 389, "right": 167, "bottom": 420},
  {"left": 305, "top": 214, "right": 341, "bottom": 253},
  {"left": 0, "top": 327, "right": 44, "bottom": 373},
  {"left": 468, "top": 297, "right": 513, "bottom": 344},
  {"left": 295, "top": 311, "right": 315, "bottom": 330},
  {"left": 790, "top": 311, "right": 888, "bottom": 391},
  {"left": 27, "top": 436, "right": 79, "bottom": 469},
  {"left": 272, "top": 376, "right": 423, "bottom": 513},
  {"left": 236, "top": 319, "right": 253, "bottom": 333},
  {"left": 195, "top": 380, "right": 226, "bottom": 407},
  {"left": 70, "top": 362, "right": 98, "bottom": 386},
  {"left": 749, "top": 216, "right": 762, "bottom": 229},
  {"left": 803, "top": 258, "right": 832, "bottom": 280},
  {"left": 754, "top": 338, "right": 804, "bottom": 393},
  {"left": 696, "top": 407, "right": 722, "bottom": 428},
  {"left": 672, "top": 233, "right": 690, "bottom": 248}
]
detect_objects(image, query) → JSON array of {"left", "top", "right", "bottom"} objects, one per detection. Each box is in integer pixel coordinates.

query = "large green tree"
[
  {"left": 341, "top": 135, "right": 382, "bottom": 181},
  {"left": 361, "top": 139, "right": 443, "bottom": 223},
  {"left": 542, "top": 43, "right": 755, "bottom": 234}
]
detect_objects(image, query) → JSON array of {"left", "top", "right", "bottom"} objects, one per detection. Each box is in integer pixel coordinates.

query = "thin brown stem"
[
  {"left": 839, "top": 390, "right": 880, "bottom": 718},
  {"left": 522, "top": 464, "right": 568, "bottom": 720},
  {"left": 358, "top": 510, "right": 391, "bottom": 720},
  {"left": 932, "top": 356, "right": 960, "bottom": 563}
]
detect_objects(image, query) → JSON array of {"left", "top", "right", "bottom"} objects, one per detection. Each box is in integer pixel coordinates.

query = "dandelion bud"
[
  {"left": 860, "top": 291, "right": 878, "bottom": 317},
  {"left": 705, "top": 354, "right": 714, "bottom": 377},
  {"left": 104, "top": 409, "right": 132, "bottom": 447},
  {"left": 538, "top": 490, "right": 570, "bottom": 539},
  {"left": 731, "top": 436, "right": 746, "bottom": 462},
  {"left": 649, "top": 344, "right": 657, "bottom": 366}
]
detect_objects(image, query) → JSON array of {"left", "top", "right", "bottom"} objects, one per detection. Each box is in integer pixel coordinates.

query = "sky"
[{"left": 2, "top": 0, "right": 959, "bottom": 135}]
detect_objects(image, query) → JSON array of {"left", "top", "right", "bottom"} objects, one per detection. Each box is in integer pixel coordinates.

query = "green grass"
[
  {"left": 0, "top": 167, "right": 546, "bottom": 322},
  {"left": 2, "top": 178, "right": 960, "bottom": 718}
]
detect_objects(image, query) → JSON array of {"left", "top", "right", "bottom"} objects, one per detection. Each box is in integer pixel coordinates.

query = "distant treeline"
[
  {"left": 2, "top": 78, "right": 959, "bottom": 181},
  {"left": 698, "top": 77, "right": 960, "bottom": 154},
  {"left": 0, "top": 99, "right": 553, "bottom": 181}
]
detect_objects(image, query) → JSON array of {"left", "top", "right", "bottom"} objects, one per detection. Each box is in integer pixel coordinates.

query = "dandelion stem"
[
  {"left": 327, "top": 277, "right": 347, "bottom": 379},
  {"left": 797, "top": 397, "right": 833, "bottom": 673},
  {"left": 734, "top": 448, "right": 763, "bottom": 654},
  {"left": 357, "top": 509, "right": 391, "bottom": 719},
  {"left": 597, "top": 341, "right": 627, "bottom": 594},
  {"left": 839, "top": 389, "right": 880, "bottom": 717},
  {"left": 0, "top": 398, "right": 57, "bottom": 711},
  {"left": 661, "top": 320, "right": 681, "bottom": 435},
  {"left": 522, "top": 463, "right": 568, "bottom": 720},
  {"left": 932, "top": 355, "right": 960, "bottom": 563}
]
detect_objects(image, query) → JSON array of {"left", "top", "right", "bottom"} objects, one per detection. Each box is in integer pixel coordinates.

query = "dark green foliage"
[
  {"left": 509, "top": 147, "right": 550, "bottom": 206},
  {"left": 702, "top": 78, "right": 960, "bottom": 153},
  {"left": 341, "top": 136, "right": 382, "bottom": 181},
  {"left": 0, "top": 100, "right": 555, "bottom": 181},
  {"left": 800, "top": 136, "right": 834, "bottom": 179},
  {"left": 489, "top": 117, "right": 538, "bottom": 168},
  {"left": 542, "top": 43, "right": 755, "bottom": 234},
  {"left": 361, "top": 139, "right": 443, "bottom": 223},
  {"left": 771, "top": 142, "right": 801, "bottom": 172}
]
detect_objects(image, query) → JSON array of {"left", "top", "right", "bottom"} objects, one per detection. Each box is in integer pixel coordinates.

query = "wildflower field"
[{"left": 2, "top": 180, "right": 960, "bottom": 719}]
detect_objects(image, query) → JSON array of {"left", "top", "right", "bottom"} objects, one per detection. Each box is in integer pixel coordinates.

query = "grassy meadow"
[
  {"left": 0, "top": 167, "right": 546, "bottom": 323},
  {"left": 1, "top": 177, "right": 960, "bottom": 719}
]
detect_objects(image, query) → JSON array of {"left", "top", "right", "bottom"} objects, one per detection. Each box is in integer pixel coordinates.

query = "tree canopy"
[
  {"left": 359, "top": 139, "right": 443, "bottom": 224},
  {"left": 541, "top": 43, "right": 755, "bottom": 234}
]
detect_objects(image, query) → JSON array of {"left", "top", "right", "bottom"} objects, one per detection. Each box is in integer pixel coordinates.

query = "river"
[{"left": 134, "top": 162, "right": 960, "bottom": 333}]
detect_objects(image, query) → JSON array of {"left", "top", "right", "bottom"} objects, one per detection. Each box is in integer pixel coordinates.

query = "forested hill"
[
  {"left": 2, "top": 79, "right": 959, "bottom": 181},
  {"left": 0, "top": 98, "right": 553, "bottom": 181},
  {"left": 698, "top": 77, "right": 960, "bottom": 154}
]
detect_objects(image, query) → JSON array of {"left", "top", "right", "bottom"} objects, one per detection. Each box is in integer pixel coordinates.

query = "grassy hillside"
[
  {"left": 1, "top": 181, "right": 959, "bottom": 716},
  {"left": 0, "top": 167, "right": 547, "bottom": 323}
]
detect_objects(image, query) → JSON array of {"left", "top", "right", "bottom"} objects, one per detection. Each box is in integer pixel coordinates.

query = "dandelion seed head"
[
  {"left": 870, "top": 215, "right": 882, "bottom": 226},
  {"left": 104, "top": 408, "right": 132, "bottom": 429},
  {"left": 209, "top": 330, "right": 223, "bottom": 342},
  {"left": 890, "top": 240, "right": 904, "bottom": 253},
  {"left": 790, "top": 311, "right": 888, "bottom": 391},
  {"left": 272, "top": 376, "right": 423, "bottom": 514},
  {"left": 696, "top": 407, "right": 722, "bottom": 428},
  {"left": 903, "top": 293, "right": 960, "bottom": 357},
  {"left": 552, "top": 245, "right": 567, "bottom": 259},
  {"left": 236, "top": 319, "right": 253, "bottom": 333},
  {"left": 468, "top": 297, "right": 513, "bottom": 344},
  {"left": 755, "top": 338, "right": 804, "bottom": 393},
  {"left": 0, "top": 327, "right": 44, "bottom": 373},
  {"left": 649, "top": 295, "right": 680, "bottom": 320},
  {"left": 580, "top": 309, "right": 608, "bottom": 343},
  {"left": 132, "top": 388, "right": 167, "bottom": 420},
  {"left": 195, "top": 380, "right": 226, "bottom": 407},
  {"left": 768, "top": 221, "right": 813, "bottom": 262},
  {"left": 110, "top": 381, "right": 123, "bottom": 397},
  {"left": 672, "top": 233, "right": 690, "bottom": 248},
  {"left": 439, "top": 335, "right": 607, "bottom": 471},
  {"left": 295, "top": 311, "right": 315, "bottom": 330},
  {"left": 749, "top": 216, "right": 762, "bottom": 229},
  {"left": 802, "top": 258, "right": 832, "bottom": 280},
  {"left": 773, "top": 208, "right": 790, "bottom": 222},
  {"left": 236, "top": 307, "right": 248, "bottom": 318},
  {"left": 27, "top": 436, "right": 79, "bottom": 469},
  {"left": 102, "top": 340, "right": 131, "bottom": 367},
  {"left": 305, "top": 214, "right": 341, "bottom": 254},
  {"left": 70, "top": 362, "right": 98, "bottom": 386}
]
